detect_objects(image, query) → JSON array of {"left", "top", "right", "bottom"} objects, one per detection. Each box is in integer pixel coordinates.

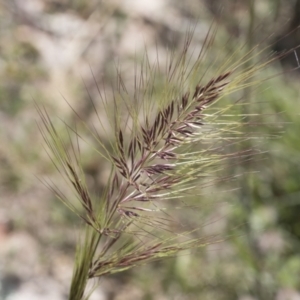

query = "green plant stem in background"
[{"left": 239, "top": 1, "right": 266, "bottom": 299}]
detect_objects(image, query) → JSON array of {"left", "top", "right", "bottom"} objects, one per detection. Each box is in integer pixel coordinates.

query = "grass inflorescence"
[{"left": 37, "top": 25, "right": 295, "bottom": 300}]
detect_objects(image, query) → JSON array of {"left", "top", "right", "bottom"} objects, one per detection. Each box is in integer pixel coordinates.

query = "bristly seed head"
[{"left": 37, "top": 24, "right": 292, "bottom": 290}]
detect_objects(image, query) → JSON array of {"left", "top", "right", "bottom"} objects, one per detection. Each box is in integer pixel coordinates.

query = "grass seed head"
[{"left": 37, "top": 23, "right": 296, "bottom": 299}]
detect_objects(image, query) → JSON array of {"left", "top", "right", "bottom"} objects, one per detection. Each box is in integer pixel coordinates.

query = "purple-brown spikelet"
[{"left": 106, "top": 70, "right": 233, "bottom": 229}]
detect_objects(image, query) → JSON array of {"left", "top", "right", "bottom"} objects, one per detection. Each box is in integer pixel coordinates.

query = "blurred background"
[{"left": 1, "top": 0, "right": 300, "bottom": 299}]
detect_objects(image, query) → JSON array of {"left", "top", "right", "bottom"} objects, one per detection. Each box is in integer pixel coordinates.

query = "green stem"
[{"left": 69, "top": 226, "right": 101, "bottom": 300}]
